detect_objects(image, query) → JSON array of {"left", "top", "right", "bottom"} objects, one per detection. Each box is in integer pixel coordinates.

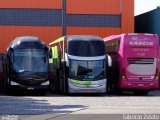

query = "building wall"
[
  {"left": 0, "top": 0, "right": 134, "bottom": 53},
  {"left": 66, "top": 0, "right": 134, "bottom": 36},
  {"left": 0, "top": 0, "right": 62, "bottom": 53},
  {"left": 135, "top": 8, "right": 160, "bottom": 37}
]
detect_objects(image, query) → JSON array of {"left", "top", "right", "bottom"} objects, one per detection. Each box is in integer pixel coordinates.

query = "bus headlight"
[
  {"left": 41, "top": 81, "right": 49, "bottom": 85},
  {"left": 98, "top": 80, "right": 106, "bottom": 86},
  {"left": 10, "top": 81, "right": 19, "bottom": 85},
  {"left": 156, "top": 76, "right": 159, "bottom": 80}
]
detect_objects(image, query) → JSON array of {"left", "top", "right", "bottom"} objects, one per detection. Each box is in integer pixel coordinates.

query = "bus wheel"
[
  {"left": 109, "top": 84, "right": 116, "bottom": 94},
  {"left": 59, "top": 70, "right": 64, "bottom": 93},
  {"left": 109, "top": 84, "right": 121, "bottom": 95},
  {"left": 134, "top": 91, "right": 148, "bottom": 96},
  {"left": 6, "top": 84, "right": 13, "bottom": 95},
  {"left": 54, "top": 69, "right": 61, "bottom": 93},
  {"left": 64, "top": 81, "right": 68, "bottom": 94},
  {"left": 63, "top": 75, "right": 68, "bottom": 94},
  {"left": 6, "top": 88, "right": 12, "bottom": 95},
  {"left": 38, "top": 90, "right": 47, "bottom": 96}
]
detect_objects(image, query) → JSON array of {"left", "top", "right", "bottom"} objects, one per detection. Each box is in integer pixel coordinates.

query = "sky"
[{"left": 135, "top": 0, "right": 160, "bottom": 16}]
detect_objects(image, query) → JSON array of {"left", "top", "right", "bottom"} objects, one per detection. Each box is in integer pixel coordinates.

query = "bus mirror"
[
  {"left": 107, "top": 55, "right": 112, "bottom": 67},
  {"left": 48, "top": 47, "right": 52, "bottom": 58},
  {"left": 65, "top": 53, "right": 69, "bottom": 67},
  {"left": 8, "top": 48, "right": 14, "bottom": 60}
]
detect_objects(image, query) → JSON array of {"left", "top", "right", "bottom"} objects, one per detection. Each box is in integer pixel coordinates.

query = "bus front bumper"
[
  {"left": 119, "top": 80, "right": 159, "bottom": 90},
  {"left": 7, "top": 81, "right": 49, "bottom": 91},
  {"left": 68, "top": 79, "right": 107, "bottom": 93},
  {"left": 8, "top": 85, "right": 49, "bottom": 91}
]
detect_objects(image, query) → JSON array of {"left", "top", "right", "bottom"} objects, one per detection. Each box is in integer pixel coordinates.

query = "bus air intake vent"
[{"left": 127, "top": 58, "right": 154, "bottom": 64}]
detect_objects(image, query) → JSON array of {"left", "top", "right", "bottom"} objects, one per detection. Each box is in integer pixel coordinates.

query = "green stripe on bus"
[{"left": 70, "top": 79, "right": 92, "bottom": 87}]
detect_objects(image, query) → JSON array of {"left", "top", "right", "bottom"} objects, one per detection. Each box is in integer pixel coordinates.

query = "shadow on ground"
[{"left": 0, "top": 96, "right": 86, "bottom": 115}]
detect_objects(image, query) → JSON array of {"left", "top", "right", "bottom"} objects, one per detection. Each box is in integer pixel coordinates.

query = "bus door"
[{"left": 49, "top": 46, "right": 59, "bottom": 91}]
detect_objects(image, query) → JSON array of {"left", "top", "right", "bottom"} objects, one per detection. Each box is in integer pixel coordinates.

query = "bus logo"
[{"left": 129, "top": 41, "right": 154, "bottom": 46}]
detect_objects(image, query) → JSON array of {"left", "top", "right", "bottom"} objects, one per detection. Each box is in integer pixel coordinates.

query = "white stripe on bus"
[{"left": 68, "top": 54, "right": 106, "bottom": 60}]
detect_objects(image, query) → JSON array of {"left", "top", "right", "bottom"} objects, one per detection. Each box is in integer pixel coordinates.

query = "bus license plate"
[
  {"left": 137, "top": 84, "right": 144, "bottom": 86},
  {"left": 27, "top": 87, "right": 34, "bottom": 90},
  {"left": 84, "top": 89, "right": 92, "bottom": 92}
]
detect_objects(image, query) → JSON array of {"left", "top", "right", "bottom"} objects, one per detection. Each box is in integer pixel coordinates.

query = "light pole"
[{"left": 62, "top": 0, "right": 66, "bottom": 36}]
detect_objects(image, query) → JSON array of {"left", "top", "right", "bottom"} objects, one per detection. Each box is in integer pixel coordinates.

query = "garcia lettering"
[{"left": 129, "top": 41, "right": 154, "bottom": 46}]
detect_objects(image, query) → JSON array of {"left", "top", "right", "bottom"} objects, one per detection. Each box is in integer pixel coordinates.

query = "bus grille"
[{"left": 127, "top": 58, "right": 154, "bottom": 64}]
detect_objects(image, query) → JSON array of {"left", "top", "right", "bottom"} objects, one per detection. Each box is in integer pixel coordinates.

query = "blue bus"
[{"left": 6, "top": 36, "right": 51, "bottom": 93}]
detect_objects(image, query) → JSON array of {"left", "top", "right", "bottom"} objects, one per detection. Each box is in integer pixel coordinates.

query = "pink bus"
[
  {"left": 103, "top": 33, "right": 159, "bottom": 95},
  {"left": 158, "top": 46, "right": 160, "bottom": 86}
]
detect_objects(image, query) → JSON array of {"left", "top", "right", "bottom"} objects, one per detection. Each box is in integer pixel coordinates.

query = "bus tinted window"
[
  {"left": 69, "top": 59, "right": 106, "bottom": 80},
  {"left": 68, "top": 40, "right": 105, "bottom": 57},
  {"left": 105, "top": 39, "right": 120, "bottom": 53},
  {"left": 13, "top": 49, "right": 47, "bottom": 73}
]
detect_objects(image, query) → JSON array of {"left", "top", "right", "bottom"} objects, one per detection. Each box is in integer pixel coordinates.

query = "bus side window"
[
  {"left": 115, "top": 39, "right": 120, "bottom": 52},
  {"left": 49, "top": 47, "right": 52, "bottom": 59},
  {"left": 51, "top": 46, "right": 59, "bottom": 68},
  {"left": 106, "top": 39, "right": 120, "bottom": 53}
]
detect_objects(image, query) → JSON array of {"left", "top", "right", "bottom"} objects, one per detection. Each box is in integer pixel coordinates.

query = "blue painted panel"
[
  {"left": 66, "top": 14, "right": 121, "bottom": 27},
  {"left": 0, "top": 9, "right": 62, "bottom": 26}
]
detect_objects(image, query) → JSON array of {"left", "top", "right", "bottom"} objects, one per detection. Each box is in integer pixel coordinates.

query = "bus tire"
[
  {"left": 64, "top": 84, "right": 68, "bottom": 94},
  {"left": 63, "top": 75, "right": 69, "bottom": 94},
  {"left": 59, "top": 70, "right": 64, "bottom": 94},
  {"left": 108, "top": 84, "right": 117, "bottom": 94},
  {"left": 39, "top": 90, "right": 47, "bottom": 96},
  {"left": 6, "top": 83, "right": 12, "bottom": 95},
  {"left": 54, "top": 69, "right": 61, "bottom": 93},
  {"left": 134, "top": 91, "right": 148, "bottom": 96}
]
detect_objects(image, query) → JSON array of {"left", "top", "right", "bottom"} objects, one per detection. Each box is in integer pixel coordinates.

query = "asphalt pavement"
[{"left": 0, "top": 90, "right": 160, "bottom": 120}]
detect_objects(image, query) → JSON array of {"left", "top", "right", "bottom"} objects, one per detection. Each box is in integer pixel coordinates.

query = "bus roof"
[
  {"left": 67, "top": 35, "right": 105, "bottom": 57},
  {"left": 103, "top": 33, "right": 158, "bottom": 41},
  {"left": 67, "top": 35, "right": 103, "bottom": 41},
  {"left": 49, "top": 35, "right": 103, "bottom": 46},
  {"left": 103, "top": 34, "right": 122, "bottom": 41},
  {"left": 8, "top": 36, "right": 47, "bottom": 49},
  {"left": 49, "top": 36, "right": 64, "bottom": 46},
  {"left": 103, "top": 33, "right": 159, "bottom": 48}
]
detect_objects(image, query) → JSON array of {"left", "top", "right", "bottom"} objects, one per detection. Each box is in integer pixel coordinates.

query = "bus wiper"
[
  {"left": 18, "top": 71, "right": 47, "bottom": 77},
  {"left": 28, "top": 73, "right": 47, "bottom": 77},
  {"left": 18, "top": 70, "right": 32, "bottom": 73},
  {"left": 18, "top": 70, "right": 33, "bottom": 75}
]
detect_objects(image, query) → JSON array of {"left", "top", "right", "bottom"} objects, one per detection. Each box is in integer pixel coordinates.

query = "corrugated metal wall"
[
  {"left": 0, "top": 0, "right": 134, "bottom": 53},
  {"left": 66, "top": 0, "right": 134, "bottom": 37},
  {"left": 121, "top": 0, "right": 134, "bottom": 33},
  {"left": 66, "top": 0, "right": 120, "bottom": 14},
  {"left": 135, "top": 8, "right": 160, "bottom": 37},
  {"left": 0, "top": 0, "right": 62, "bottom": 53},
  {"left": 0, "top": 0, "right": 62, "bottom": 9}
]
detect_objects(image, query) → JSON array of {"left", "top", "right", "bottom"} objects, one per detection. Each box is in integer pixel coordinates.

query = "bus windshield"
[
  {"left": 12, "top": 49, "right": 47, "bottom": 73},
  {"left": 68, "top": 40, "right": 105, "bottom": 56},
  {"left": 69, "top": 59, "right": 106, "bottom": 80}
]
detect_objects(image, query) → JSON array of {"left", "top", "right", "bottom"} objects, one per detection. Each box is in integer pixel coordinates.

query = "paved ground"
[{"left": 0, "top": 90, "right": 160, "bottom": 120}]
